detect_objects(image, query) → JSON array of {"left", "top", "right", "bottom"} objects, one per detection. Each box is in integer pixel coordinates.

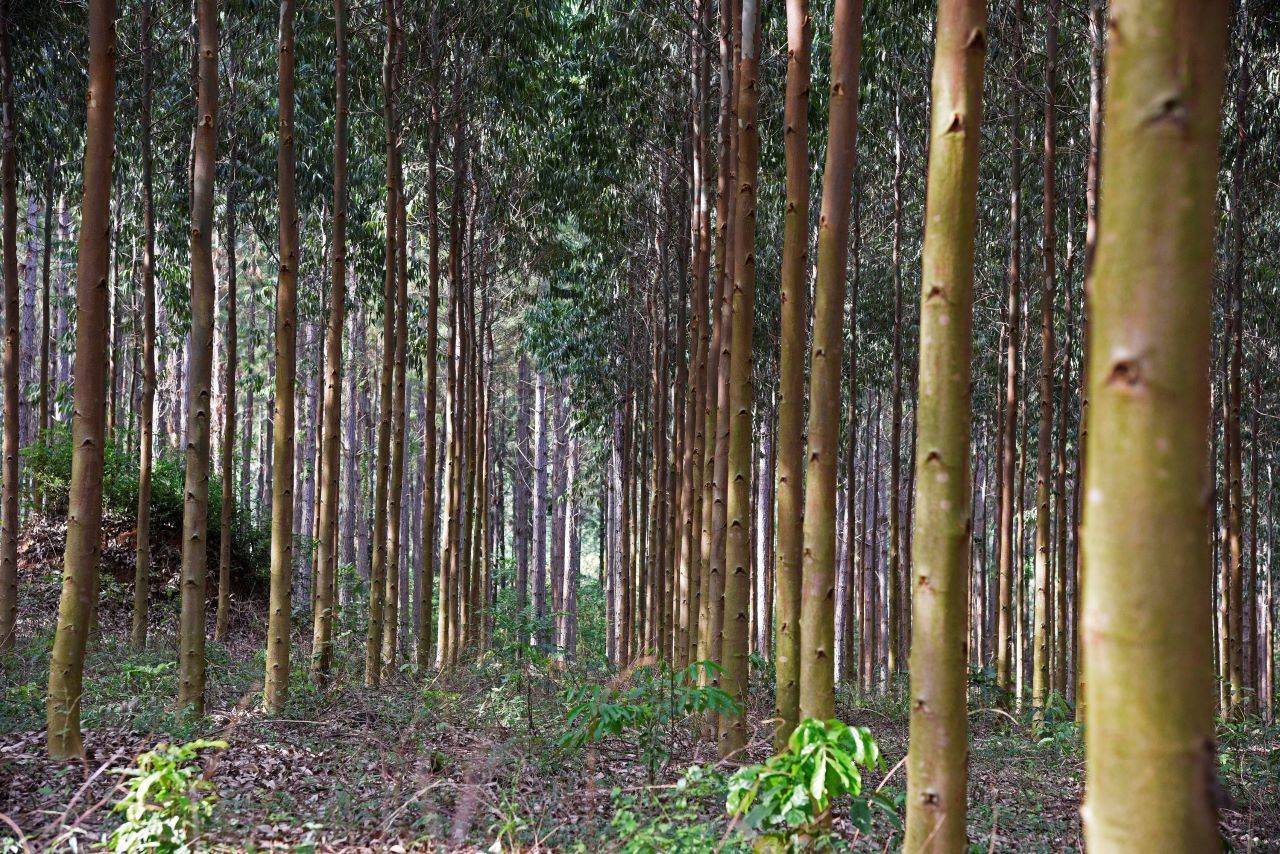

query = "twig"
[
  {"left": 969, "top": 706, "right": 1023, "bottom": 730},
  {"left": 41, "top": 744, "right": 129, "bottom": 837},
  {"left": 850, "top": 754, "right": 908, "bottom": 845},
  {"left": 0, "top": 812, "right": 31, "bottom": 854}
]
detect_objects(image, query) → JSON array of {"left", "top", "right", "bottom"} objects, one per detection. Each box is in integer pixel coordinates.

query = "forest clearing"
[{"left": 2, "top": 0, "right": 1280, "bottom": 850}]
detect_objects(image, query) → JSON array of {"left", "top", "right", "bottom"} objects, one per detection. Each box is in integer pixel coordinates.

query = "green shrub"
[
  {"left": 727, "top": 718, "right": 883, "bottom": 845},
  {"left": 605, "top": 765, "right": 745, "bottom": 853},
  {"left": 561, "top": 661, "right": 739, "bottom": 781},
  {"left": 108, "top": 739, "right": 227, "bottom": 852},
  {"left": 24, "top": 425, "right": 270, "bottom": 584}
]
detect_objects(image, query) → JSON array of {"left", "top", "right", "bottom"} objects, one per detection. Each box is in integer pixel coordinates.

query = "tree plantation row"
[{"left": 1, "top": 0, "right": 1277, "bottom": 849}]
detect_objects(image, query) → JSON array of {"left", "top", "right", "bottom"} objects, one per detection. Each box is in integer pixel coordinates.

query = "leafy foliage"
[
  {"left": 108, "top": 739, "right": 227, "bottom": 853},
  {"left": 604, "top": 765, "right": 746, "bottom": 854},
  {"left": 561, "top": 661, "right": 739, "bottom": 781},
  {"left": 727, "top": 718, "right": 883, "bottom": 845},
  {"left": 23, "top": 426, "right": 270, "bottom": 580}
]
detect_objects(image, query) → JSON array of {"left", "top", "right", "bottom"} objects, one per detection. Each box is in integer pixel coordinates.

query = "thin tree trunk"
[
  {"left": 0, "top": 0, "right": 19, "bottom": 653},
  {"left": 214, "top": 85, "right": 239, "bottom": 644},
  {"left": 1031, "top": 0, "right": 1058, "bottom": 723},
  {"left": 797, "top": 0, "right": 863, "bottom": 726},
  {"left": 46, "top": 0, "right": 116, "bottom": 757},
  {"left": 903, "top": 0, "right": 985, "bottom": 846},
  {"left": 311, "top": 0, "right": 347, "bottom": 679},
  {"left": 772, "top": 0, "right": 812, "bottom": 747},
  {"left": 996, "top": 0, "right": 1023, "bottom": 700},
  {"left": 264, "top": 0, "right": 298, "bottom": 715},
  {"left": 417, "top": 87, "right": 440, "bottom": 673},
  {"left": 719, "top": 0, "right": 762, "bottom": 758},
  {"left": 365, "top": 0, "right": 399, "bottom": 685},
  {"left": 383, "top": 47, "right": 409, "bottom": 675},
  {"left": 177, "top": 0, "right": 218, "bottom": 715}
]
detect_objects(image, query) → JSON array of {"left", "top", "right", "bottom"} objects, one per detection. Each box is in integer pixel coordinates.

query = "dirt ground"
[{"left": 2, "top": 523, "right": 1277, "bottom": 852}]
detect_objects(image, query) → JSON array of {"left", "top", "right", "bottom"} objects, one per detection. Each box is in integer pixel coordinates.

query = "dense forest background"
[{"left": 1, "top": 0, "right": 1278, "bottom": 849}]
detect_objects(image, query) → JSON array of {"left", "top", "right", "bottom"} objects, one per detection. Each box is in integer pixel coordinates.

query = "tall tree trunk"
[
  {"left": 532, "top": 371, "right": 548, "bottom": 647},
  {"left": 1225, "top": 28, "right": 1249, "bottom": 717},
  {"left": 264, "top": 0, "right": 298, "bottom": 715},
  {"left": 383, "top": 58, "right": 409, "bottom": 676},
  {"left": 886, "top": 93, "right": 904, "bottom": 679},
  {"left": 215, "top": 87, "right": 239, "bottom": 644},
  {"left": 842, "top": 171, "right": 861, "bottom": 683},
  {"left": 797, "top": 0, "right": 863, "bottom": 724},
  {"left": 215, "top": 80, "right": 240, "bottom": 645},
  {"left": 772, "top": 0, "right": 812, "bottom": 747},
  {"left": 996, "top": 0, "right": 1023, "bottom": 700},
  {"left": 1075, "top": 0, "right": 1104, "bottom": 721},
  {"left": 0, "top": 0, "right": 19, "bottom": 654},
  {"left": 1080, "top": 0, "right": 1226, "bottom": 846},
  {"left": 697, "top": 0, "right": 736, "bottom": 691},
  {"left": 417, "top": 89, "right": 440, "bottom": 673},
  {"left": 46, "top": 0, "right": 116, "bottom": 758},
  {"left": 1052, "top": 228, "right": 1074, "bottom": 698},
  {"left": 365, "top": 0, "right": 399, "bottom": 685},
  {"left": 36, "top": 166, "right": 53, "bottom": 514},
  {"left": 177, "top": 0, "right": 218, "bottom": 716},
  {"left": 514, "top": 355, "right": 532, "bottom": 627},
  {"left": 903, "top": 0, "right": 985, "bottom": 846},
  {"left": 1031, "top": 0, "right": 1058, "bottom": 723},
  {"left": 311, "top": 0, "right": 347, "bottom": 679},
  {"left": 718, "top": 0, "right": 762, "bottom": 758}
]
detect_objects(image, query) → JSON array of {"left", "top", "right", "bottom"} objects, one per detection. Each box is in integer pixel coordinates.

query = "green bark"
[
  {"left": 1080, "top": 0, "right": 1227, "bottom": 847},
  {"left": 797, "top": 0, "right": 863, "bottom": 724},
  {"left": 903, "top": 0, "right": 986, "bottom": 847}
]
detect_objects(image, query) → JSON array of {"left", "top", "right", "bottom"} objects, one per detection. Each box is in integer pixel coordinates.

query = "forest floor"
[{"left": 2, "top": 521, "right": 1279, "bottom": 852}]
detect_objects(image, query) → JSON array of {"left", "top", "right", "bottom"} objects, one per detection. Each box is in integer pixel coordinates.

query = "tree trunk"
[
  {"left": 718, "top": 0, "right": 761, "bottom": 758},
  {"left": 383, "top": 57, "right": 409, "bottom": 676},
  {"left": 417, "top": 87, "right": 440, "bottom": 673},
  {"left": 1031, "top": 0, "right": 1058, "bottom": 723},
  {"left": 0, "top": 0, "right": 19, "bottom": 653},
  {"left": 1225, "top": 31, "right": 1249, "bottom": 717},
  {"left": 903, "top": 0, "right": 985, "bottom": 846},
  {"left": 365, "top": 0, "right": 399, "bottom": 685},
  {"left": 772, "top": 0, "right": 812, "bottom": 747},
  {"left": 697, "top": 0, "right": 736, "bottom": 691},
  {"left": 311, "top": 0, "right": 347, "bottom": 679},
  {"left": 1080, "top": 0, "right": 1226, "bottom": 846},
  {"left": 214, "top": 84, "right": 239, "bottom": 644},
  {"left": 177, "top": 0, "right": 218, "bottom": 716},
  {"left": 264, "top": 0, "right": 298, "bottom": 715},
  {"left": 46, "top": 0, "right": 116, "bottom": 758},
  {"left": 514, "top": 355, "right": 532, "bottom": 626},
  {"left": 532, "top": 371, "right": 548, "bottom": 647},
  {"left": 797, "top": 0, "right": 862, "bottom": 724},
  {"left": 995, "top": 0, "right": 1023, "bottom": 701}
]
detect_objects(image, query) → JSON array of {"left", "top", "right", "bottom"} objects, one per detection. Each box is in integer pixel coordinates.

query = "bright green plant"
[
  {"left": 561, "top": 661, "right": 738, "bottom": 782},
  {"left": 108, "top": 739, "right": 227, "bottom": 853},
  {"left": 1032, "top": 691, "right": 1081, "bottom": 755},
  {"left": 727, "top": 718, "right": 883, "bottom": 845}
]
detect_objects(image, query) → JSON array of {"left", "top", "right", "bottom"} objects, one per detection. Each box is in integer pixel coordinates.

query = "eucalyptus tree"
[
  {"left": 176, "top": 0, "right": 219, "bottom": 716},
  {"left": 1080, "top": 0, "right": 1228, "bottom": 847},
  {"left": 904, "top": 0, "right": 986, "bottom": 846},
  {"left": 265, "top": 0, "right": 299, "bottom": 716},
  {"left": 0, "top": 0, "right": 19, "bottom": 656},
  {"left": 772, "top": 0, "right": 812, "bottom": 747},
  {"left": 46, "top": 0, "right": 115, "bottom": 759},
  {"left": 797, "top": 0, "right": 864, "bottom": 725}
]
